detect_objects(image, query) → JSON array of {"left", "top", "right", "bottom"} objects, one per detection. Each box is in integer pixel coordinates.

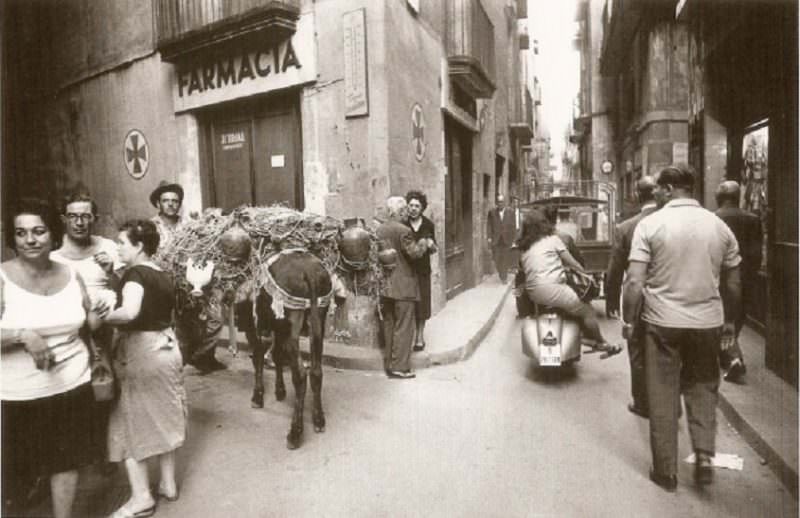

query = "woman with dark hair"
[
  {"left": 1, "top": 198, "right": 106, "bottom": 518},
  {"left": 404, "top": 190, "right": 437, "bottom": 351},
  {"left": 103, "top": 219, "right": 186, "bottom": 517},
  {"left": 518, "top": 210, "right": 620, "bottom": 356}
]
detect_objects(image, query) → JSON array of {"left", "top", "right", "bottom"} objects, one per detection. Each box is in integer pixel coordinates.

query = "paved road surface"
[{"left": 69, "top": 298, "right": 797, "bottom": 517}]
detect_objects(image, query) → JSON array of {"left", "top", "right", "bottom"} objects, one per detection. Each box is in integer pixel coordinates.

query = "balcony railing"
[
  {"left": 510, "top": 87, "right": 533, "bottom": 143},
  {"left": 155, "top": 0, "right": 301, "bottom": 62},
  {"left": 446, "top": 0, "right": 496, "bottom": 99}
]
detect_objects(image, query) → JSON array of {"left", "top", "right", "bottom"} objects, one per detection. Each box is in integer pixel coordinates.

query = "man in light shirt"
[{"left": 623, "top": 164, "right": 742, "bottom": 492}]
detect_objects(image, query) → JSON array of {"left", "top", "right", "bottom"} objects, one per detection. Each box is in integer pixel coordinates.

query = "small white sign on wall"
[{"left": 271, "top": 154, "right": 285, "bottom": 168}]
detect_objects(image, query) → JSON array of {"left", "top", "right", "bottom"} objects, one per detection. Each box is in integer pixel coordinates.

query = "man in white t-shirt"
[
  {"left": 623, "top": 164, "right": 741, "bottom": 492},
  {"left": 51, "top": 192, "right": 123, "bottom": 311}
]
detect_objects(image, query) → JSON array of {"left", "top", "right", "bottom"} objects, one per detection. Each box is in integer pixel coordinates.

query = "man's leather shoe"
[
  {"left": 627, "top": 403, "right": 649, "bottom": 419},
  {"left": 649, "top": 469, "right": 677, "bottom": 492},
  {"left": 695, "top": 452, "right": 714, "bottom": 485},
  {"left": 191, "top": 357, "right": 226, "bottom": 373},
  {"left": 386, "top": 370, "right": 416, "bottom": 379},
  {"left": 724, "top": 360, "right": 747, "bottom": 383}
]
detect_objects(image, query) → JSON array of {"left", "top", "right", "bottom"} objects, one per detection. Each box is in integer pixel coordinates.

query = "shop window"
[{"left": 741, "top": 121, "right": 768, "bottom": 273}]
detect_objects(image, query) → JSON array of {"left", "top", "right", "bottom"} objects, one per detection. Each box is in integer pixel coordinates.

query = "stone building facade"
[{"left": 2, "top": 0, "right": 534, "bottom": 347}]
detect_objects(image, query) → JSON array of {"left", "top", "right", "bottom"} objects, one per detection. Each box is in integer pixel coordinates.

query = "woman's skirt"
[
  {"left": 528, "top": 282, "right": 586, "bottom": 316},
  {"left": 2, "top": 382, "right": 101, "bottom": 489},
  {"left": 415, "top": 272, "right": 432, "bottom": 321},
  {"left": 108, "top": 328, "right": 187, "bottom": 462}
]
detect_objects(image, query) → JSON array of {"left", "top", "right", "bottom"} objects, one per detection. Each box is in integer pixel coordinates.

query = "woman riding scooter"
[{"left": 518, "top": 209, "right": 621, "bottom": 357}]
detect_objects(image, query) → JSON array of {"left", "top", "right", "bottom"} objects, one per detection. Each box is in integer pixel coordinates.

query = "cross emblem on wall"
[
  {"left": 411, "top": 103, "right": 426, "bottom": 162},
  {"left": 124, "top": 129, "right": 149, "bottom": 179}
]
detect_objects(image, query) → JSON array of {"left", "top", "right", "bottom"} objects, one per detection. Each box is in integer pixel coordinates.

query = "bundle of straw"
[{"left": 154, "top": 205, "right": 388, "bottom": 314}]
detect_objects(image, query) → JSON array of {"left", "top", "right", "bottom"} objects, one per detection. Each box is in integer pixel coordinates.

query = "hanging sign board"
[
  {"left": 343, "top": 9, "right": 369, "bottom": 118},
  {"left": 172, "top": 13, "right": 317, "bottom": 113}
]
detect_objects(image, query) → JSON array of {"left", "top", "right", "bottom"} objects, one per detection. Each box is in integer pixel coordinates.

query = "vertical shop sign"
[
  {"left": 673, "top": 142, "right": 688, "bottom": 164},
  {"left": 343, "top": 9, "right": 369, "bottom": 118}
]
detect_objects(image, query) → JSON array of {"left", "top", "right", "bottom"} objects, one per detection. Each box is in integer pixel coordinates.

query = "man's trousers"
[
  {"left": 380, "top": 297, "right": 416, "bottom": 372},
  {"left": 644, "top": 322, "right": 721, "bottom": 477},
  {"left": 492, "top": 245, "right": 513, "bottom": 282},
  {"left": 628, "top": 321, "right": 648, "bottom": 412}
]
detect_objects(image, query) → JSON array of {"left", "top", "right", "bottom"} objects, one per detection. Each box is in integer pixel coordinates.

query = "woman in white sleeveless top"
[{"left": 1, "top": 198, "right": 106, "bottom": 518}]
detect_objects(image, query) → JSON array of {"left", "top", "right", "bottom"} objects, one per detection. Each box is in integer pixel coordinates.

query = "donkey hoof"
[
  {"left": 314, "top": 424, "right": 326, "bottom": 433},
  {"left": 275, "top": 388, "right": 286, "bottom": 401},
  {"left": 251, "top": 392, "right": 264, "bottom": 408},
  {"left": 286, "top": 432, "right": 302, "bottom": 450}
]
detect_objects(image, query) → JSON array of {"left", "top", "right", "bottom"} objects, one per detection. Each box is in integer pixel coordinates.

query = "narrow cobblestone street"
[{"left": 55, "top": 298, "right": 796, "bottom": 518}]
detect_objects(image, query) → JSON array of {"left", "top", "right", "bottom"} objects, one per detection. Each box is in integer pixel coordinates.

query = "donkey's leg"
[
  {"left": 240, "top": 301, "right": 266, "bottom": 409},
  {"left": 285, "top": 310, "right": 307, "bottom": 450},
  {"left": 272, "top": 318, "right": 289, "bottom": 402},
  {"left": 311, "top": 306, "right": 327, "bottom": 433}
]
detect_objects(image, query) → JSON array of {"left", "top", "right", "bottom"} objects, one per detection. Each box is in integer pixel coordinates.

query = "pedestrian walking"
[
  {"left": 605, "top": 176, "right": 658, "bottom": 418},
  {"left": 104, "top": 220, "right": 186, "bottom": 517},
  {"left": 377, "top": 196, "right": 431, "bottom": 379},
  {"left": 404, "top": 190, "right": 437, "bottom": 352},
  {"left": 487, "top": 194, "right": 516, "bottom": 282},
  {"left": 623, "top": 164, "right": 742, "bottom": 491},
  {"left": 715, "top": 180, "right": 762, "bottom": 383},
  {"left": 1, "top": 198, "right": 106, "bottom": 518}
]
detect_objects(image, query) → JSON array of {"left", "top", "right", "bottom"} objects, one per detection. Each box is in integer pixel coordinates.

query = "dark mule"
[{"left": 239, "top": 251, "right": 332, "bottom": 450}]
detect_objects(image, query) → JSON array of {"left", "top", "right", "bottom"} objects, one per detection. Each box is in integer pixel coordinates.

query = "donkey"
[{"left": 238, "top": 250, "right": 332, "bottom": 450}]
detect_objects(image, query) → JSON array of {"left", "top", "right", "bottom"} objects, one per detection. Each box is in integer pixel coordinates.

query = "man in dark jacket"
[
  {"left": 377, "top": 196, "right": 432, "bottom": 379},
  {"left": 606, "top": 176, "right": 658, "bottom": 418},
  {"left": 487, "top": 194, "right": 517, "bottom": 282},
  {"left": 715, "top": 180, "right": 763, "bottom": 382}
]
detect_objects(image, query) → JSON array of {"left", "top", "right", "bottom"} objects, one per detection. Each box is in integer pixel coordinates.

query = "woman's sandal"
[
  {"left": 155, "top": 484, "right": 180, "bottom": 502},
  {"left": 596, "top": 342, "right": 623, "bottom": 359},
  {"left": 108, "top": 503, "right": 156, "bottom": 518}
]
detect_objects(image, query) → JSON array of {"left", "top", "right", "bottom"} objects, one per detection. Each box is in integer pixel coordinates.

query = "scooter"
[
  {"left": 515, "top": 269, "right": 582, "bottom": 367},
  {"left": 520, "top": 303, "right": 582, "bottom": 367}
]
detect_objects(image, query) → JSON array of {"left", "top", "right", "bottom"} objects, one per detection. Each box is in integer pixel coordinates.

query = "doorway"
[
  {"left": 444, "top": 116, "right": 474, "bottom": 299},
  {"left": 201, "top": 91, "right": 303, "bottom": 210}
]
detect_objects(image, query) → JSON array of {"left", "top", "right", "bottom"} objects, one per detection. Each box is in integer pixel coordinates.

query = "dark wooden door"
[
  {"left": 253, "top": 111, "right": 298, "bottom": 207},
  {"left": 444, "top": 118, "right": 473, "bottom": 299},
  {"left": 211, "top": 120, "right": 253, "bottom": 209},
  {"left": 203, "top": 92, "right": 302, "bottom": 210}
]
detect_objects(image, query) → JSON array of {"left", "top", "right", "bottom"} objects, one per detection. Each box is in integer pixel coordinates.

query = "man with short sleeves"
[{"left": 622, "top": 165, "right": 742, "bottom": 492}]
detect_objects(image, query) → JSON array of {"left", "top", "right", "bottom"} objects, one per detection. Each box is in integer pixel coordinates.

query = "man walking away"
[
  {"left": 623, "top": 164, "right": 741, "bottom": 492},
  {"left": 715, "top": 180, "right": 762, "bottom": 382},
  {"left": 606, "top": 176, "right": 658, "bottom": 418},
  {"left": 487, "top": 194, "right": 516, "bottom": 282}
]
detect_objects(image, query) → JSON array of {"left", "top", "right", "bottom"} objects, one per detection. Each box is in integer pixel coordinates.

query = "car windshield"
[{"left": 554, "top": 205, "right": 610, "bottom": 243}]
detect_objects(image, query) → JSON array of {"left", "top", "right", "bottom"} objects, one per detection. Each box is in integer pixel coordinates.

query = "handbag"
[
  {"left": 564, "top": 269, "right": 599, "bottom": 302},
  {"left": 90, "top": 346, "right": 116, "bottom": 402}
]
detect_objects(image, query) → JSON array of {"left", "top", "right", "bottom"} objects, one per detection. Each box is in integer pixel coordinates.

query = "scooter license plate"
[{"left": 540, "top": 344, "right": 561, "bottom": 366}]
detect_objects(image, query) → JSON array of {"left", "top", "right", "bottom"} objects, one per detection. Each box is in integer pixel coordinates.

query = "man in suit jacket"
[
  {"left": 487, "top": 194, "right": 517, "bottom": 282},
  {"left": 377, "top": 196, "right": 431, "bottom": 379},
  {"left": 606, "top": 175, "right": 658, "bottom": 418},
  {"left": 715, "top": 180, "right": 763, "bottom": 383}
]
